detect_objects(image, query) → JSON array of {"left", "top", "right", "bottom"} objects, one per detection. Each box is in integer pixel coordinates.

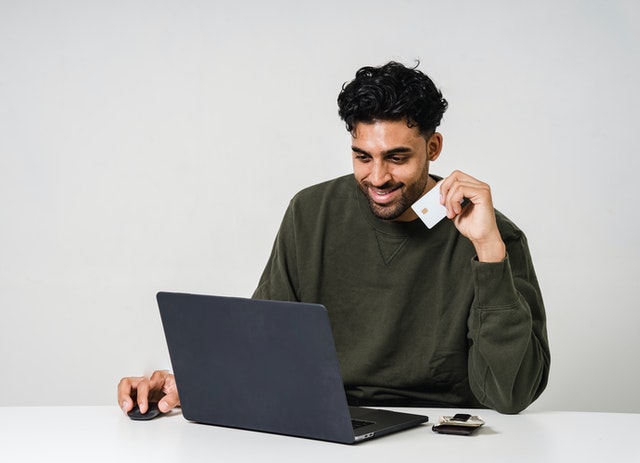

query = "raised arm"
[{"left": 439, "top": 170, "right": 550, "bottom": 413}]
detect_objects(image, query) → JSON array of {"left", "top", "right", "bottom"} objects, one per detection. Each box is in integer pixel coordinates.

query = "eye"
[{"left": 354, "top": 153, "right": 371, "bottom": 162}]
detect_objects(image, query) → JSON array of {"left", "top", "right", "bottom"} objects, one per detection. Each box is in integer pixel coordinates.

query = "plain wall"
[{"left": 1, "top": 0, "right": 639, "bottom": 412}]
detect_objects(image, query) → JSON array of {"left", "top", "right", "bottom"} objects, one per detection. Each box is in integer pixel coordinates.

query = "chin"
[{"left": 369, "top": 202, "right": 407, "bottom": 221}]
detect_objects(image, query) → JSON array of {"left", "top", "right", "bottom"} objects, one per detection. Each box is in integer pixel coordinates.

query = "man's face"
[{"left": 351, "top": 120, "right": 441, "bottom": 222}]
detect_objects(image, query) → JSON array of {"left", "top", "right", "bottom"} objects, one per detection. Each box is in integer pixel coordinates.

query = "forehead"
[{"left": 351, "top": 120, "right": 425, "bottom": 150}]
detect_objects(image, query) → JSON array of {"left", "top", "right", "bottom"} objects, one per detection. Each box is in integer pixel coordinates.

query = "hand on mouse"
[{"left": 118, "top": 370, "right": 180, "bottom": 416}]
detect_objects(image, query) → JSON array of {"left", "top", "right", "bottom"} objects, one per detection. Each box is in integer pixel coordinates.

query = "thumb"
[{"left": 158, "top": 390, "right": 180, "bottom": 412}]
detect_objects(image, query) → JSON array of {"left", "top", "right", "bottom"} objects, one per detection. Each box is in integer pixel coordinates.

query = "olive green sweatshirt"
[{"left": 253, "top": 174, "right": 550, "bottom": 414}]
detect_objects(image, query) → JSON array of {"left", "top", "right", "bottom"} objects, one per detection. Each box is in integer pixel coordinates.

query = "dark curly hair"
[{"left": 337, "top": 61, "right": 448, "bottom": 137}]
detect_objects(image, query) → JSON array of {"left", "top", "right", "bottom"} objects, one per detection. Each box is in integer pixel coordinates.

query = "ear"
[{"left": 426, "top": 132, "right": 443, "bottom": 161}]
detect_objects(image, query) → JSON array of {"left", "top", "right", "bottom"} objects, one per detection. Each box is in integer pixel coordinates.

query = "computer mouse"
[{"left": 127, "top": 402, "right": 162, "bottom": 421}]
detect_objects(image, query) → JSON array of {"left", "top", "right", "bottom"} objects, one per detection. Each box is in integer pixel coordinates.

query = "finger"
[
  {"left": 443, "top": 174, "right": 489, "bottom": 217},
  {"left": 439, "top": 170, "right": 470, "bottom": 206},
  {"left": 438, "top": 176, "right": 453, "bottom": 206},
  {"left": 117, "top": 376, "right": 143, "bottom": 413},
  {"left": 135, "top": 377, "right": 152, "bottom": 414},
  {"left": 158, "top": 389, "right": 180, "bottom": 413},
  {"left": 156, "top": 372, "right": 180, "bottom": 413},
  {"left": 443, "top": 178, "right": 474, "bottom": 217},
  {"left": 148, "top": 370, "right": 170, "bottom": 389}
]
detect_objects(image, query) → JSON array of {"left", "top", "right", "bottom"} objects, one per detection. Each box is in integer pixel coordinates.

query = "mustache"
[{"left": 361, "top": 180, "right": 404, "bottom": 190}]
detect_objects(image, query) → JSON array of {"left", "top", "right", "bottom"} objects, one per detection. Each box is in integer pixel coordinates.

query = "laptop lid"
[{"left": 157, "top": 292, "right": 427, "bottom": 444}]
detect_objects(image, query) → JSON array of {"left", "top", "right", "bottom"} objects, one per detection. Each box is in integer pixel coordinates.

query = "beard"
[{"left": 358, "top": 171, "right": 430, "bottom": 221}]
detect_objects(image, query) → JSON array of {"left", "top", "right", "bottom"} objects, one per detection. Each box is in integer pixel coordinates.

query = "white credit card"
[{"left": 411, "top": 181, "right": 448, "bottom": 228}]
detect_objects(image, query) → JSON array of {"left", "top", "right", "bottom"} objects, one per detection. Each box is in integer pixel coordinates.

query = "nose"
[{"left": 369, "top": 160, "right": 391, "bottom": 186}]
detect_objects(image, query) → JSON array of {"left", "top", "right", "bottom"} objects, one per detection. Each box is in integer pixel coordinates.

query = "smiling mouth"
[{"left": 367, "top": 184, "right": 403, "bottom": 205}]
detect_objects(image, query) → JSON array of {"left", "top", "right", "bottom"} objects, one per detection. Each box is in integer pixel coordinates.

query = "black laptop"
[{"left": 157, "top": 292, "right": 428, "bottom": 444}]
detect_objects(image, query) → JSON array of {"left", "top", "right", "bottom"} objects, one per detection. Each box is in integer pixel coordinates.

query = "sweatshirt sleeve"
[{"left": 466, "top": 231, "right": 550, "bottom": 414}]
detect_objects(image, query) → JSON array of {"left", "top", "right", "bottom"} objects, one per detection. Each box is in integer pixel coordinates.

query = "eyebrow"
[{"left": 351, "top": 146, "right": 413, "bottom": 156}]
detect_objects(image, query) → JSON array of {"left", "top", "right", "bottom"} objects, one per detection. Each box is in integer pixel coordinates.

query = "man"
[{"left": 119, "top": 62, "right": 550, "bottom": 416}]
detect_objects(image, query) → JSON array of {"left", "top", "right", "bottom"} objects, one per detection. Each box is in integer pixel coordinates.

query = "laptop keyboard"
[{"left": 351, "top": 419, "right": 375, "bottom": 429}]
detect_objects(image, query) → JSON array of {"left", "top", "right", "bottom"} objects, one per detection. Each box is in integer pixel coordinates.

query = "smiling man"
[{"left": 119, "top": 62, "right": 550, "bottom": 416}]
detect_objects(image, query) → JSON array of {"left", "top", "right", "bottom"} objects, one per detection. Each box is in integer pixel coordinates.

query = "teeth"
[
  {"left": 374, "top": 188, "right": 393, "bottom": 195},
  {"left": 367, "top": 184, "right": 400, "bottom": 202}
]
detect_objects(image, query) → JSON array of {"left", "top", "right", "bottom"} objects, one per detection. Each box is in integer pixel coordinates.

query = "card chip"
[{"left": 421, "top": 208, "right": 428, "bottom": 215}]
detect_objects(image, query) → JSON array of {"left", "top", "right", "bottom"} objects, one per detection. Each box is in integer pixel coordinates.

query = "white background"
[{"left": 1, "top": 0, "right": 638, "bottom": 412}]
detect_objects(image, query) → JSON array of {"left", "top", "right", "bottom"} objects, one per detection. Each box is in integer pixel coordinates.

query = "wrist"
[{"left": 473, "top": 237, "right": 506, "bottom": 263}]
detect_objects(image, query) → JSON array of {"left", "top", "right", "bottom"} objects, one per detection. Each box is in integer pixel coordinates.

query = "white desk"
[{"left": 1, "top": 406, "right": 638, "bottom": 462}]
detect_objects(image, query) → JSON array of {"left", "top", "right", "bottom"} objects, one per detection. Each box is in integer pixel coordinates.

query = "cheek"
[
  {"left": 393, "top": 165, "right": 417, "bottom": 184},
  {"left": 406, "top": 160, "right": 429, "bottom": 182},
  {"left": 352, "top": 162, "right": 368, "bottom": 181}
]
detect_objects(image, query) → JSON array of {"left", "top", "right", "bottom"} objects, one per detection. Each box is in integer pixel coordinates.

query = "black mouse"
[{"left": 127, "top": 402, "right": 162, "bottom": 421}]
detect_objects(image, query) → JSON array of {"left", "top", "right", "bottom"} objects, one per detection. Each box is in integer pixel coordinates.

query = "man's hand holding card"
[{"left": 412, "top": 171, "right": 506, "bottom": 263}]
